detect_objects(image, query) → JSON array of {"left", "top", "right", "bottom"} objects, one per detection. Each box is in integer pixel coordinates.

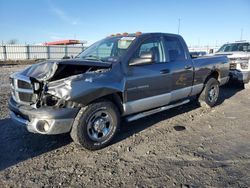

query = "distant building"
[{"left": 43, "top": 39, "right": 87, "bottom": 46}]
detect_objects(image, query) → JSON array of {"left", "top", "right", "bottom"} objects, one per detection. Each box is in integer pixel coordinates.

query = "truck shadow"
[
  {"left": 0, "top": 84, "right": 243, "bottom": 171},
  {"left": 217, "top": 83, "right": 244, "bottom": 105},
  {"left": 0, "top": 118, "right": 71, "bottom": 171},
  {"left": 113, "top": 84, "right": 244, "bottom": 145}
]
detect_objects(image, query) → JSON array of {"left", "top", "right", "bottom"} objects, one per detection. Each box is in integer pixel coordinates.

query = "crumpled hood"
[{"left": 19, "top": 59, "right": 112, "bottom": 82}]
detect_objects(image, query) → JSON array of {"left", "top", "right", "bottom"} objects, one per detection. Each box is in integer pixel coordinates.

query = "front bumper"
[
  {"left": 229, "top": 70, "right": 250, "bottom": 84},
  {"left": 8, "top": 97, "right": 80, "bottom": 135}
]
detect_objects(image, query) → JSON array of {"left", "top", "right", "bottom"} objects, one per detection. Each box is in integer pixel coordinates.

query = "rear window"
[{"left": 164, "top": 37, "right": 186, "bottom": 62}]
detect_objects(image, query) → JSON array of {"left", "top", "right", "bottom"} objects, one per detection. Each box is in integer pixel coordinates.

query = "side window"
[
  {"left": 130, "top": 38, "right": 165, "bottom": 64},
  {"left": 243, "top": 43, "right": 250, "bottom": 52},
  {"left": 164, "top": 37, "right": 186, "bottom": 62}
]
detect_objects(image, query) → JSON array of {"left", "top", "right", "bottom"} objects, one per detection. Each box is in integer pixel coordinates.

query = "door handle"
[
  {"left": 185, "top": 65, "right": 192, "bottom": 70},
  {"left": 160, "top": 69, "right": 170, "bottom": 74}
]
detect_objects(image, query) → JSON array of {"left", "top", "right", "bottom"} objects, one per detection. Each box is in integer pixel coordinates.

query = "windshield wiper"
[{"left": 81, "top": 55, "right": 103, "bottom": 61}]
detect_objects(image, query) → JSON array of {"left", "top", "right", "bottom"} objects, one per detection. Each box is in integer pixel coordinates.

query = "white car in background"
[{"left": 216, "top": 41, "right": 250, "bottom": 88}]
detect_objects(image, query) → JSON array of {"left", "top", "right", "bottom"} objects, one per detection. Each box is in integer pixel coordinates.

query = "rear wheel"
[
  {"left": 70, "top": 100, "right": 120, "bottom": 150},
  {"left": 198, "top": 77, "right": 220, "bottom": 108}
]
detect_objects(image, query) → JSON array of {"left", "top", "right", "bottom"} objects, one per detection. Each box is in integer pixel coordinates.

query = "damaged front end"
[{"left": 8, "top": 59, "right": 118, "bottom": 135}]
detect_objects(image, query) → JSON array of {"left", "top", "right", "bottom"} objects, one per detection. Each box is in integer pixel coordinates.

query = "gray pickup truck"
[{"left": 9, "top": 33, "right": 229, "bottom": 150}]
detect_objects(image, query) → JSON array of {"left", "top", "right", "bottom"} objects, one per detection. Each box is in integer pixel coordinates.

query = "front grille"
[
  {"left": 229, "top": 63, "right": 236, "bottom": 70},
  {"left": 10, "top": 74, "right": 38, "bottom": 104},
  {"left": 18, "top": 92, "right": 37, "bottom": 103}
]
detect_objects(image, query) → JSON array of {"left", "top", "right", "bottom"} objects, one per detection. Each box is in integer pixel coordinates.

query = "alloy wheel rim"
[
  {"left": 87, "top": 110, "right": 113, "bottom": 142},
  {"left": 208, "top": 85, "right": 219, "bottom": 103}
]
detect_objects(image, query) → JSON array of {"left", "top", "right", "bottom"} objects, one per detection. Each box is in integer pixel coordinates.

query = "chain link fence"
[
  {"left": 188, "top": 45, "right": 221, "bottom": 53},
  {"left": 0, "top": 45, "right": 86, "bottom": 60},
  {"left": 0, "top": 44, "right": 223, "bottom": 61}
]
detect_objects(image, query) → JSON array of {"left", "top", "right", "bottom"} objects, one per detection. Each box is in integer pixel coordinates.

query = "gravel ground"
[{"left": 0, "top": 65, "right": 250, "bottom": 187}]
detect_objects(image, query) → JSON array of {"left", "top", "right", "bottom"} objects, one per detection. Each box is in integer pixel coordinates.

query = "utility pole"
[
  {"left": 240, "top": 28, "right": 243, "bottom": 40},
  {"left": 178, "top": 18, "right": 181, "bottom": 34}
]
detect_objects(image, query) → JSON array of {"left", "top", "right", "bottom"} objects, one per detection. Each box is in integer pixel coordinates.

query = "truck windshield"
[
  {"left": 217, "top": 43, "right": 250, "bottom": 52},
  {"left": 76, "top": 36, "right": 136, "bottom": 62}
]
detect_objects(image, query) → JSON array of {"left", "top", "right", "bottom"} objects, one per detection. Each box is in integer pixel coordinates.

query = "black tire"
[
  {"left": 198, "top": 77, "right": 220, "bottom": 108},
  {"left": 70, "top": 100, "right": 120, "bottom": 150},
  {"left": 238, "top": 82, "right": 245, "bottom": 89}
]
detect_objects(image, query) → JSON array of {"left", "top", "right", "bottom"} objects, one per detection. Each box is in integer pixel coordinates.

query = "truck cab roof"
[{"left": 108, "top": 32, "right": 182, "bottom": 39}]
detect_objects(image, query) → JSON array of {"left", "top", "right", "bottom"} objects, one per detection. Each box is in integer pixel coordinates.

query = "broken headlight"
[
  {"left": 33, "top": 82, "right": 40, "bottom": 91},
  {"left": 42, "top": 94, "right": 82, "bottom": 108},
  {"left": 42, "top": 94, "right": 59, "bottom": 106}
]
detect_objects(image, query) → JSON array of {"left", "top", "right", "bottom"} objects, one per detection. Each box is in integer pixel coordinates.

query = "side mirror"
[
  {"left": 129, "top": 52, "right": 153, "bottom": 66},
  {"left": 62, "top": 55, "right": 75, "bottom": 59},
  {"left": 62, "top": 55, "right": 71, "bottom": 59},
  {"left": 190, "top": 54, "right": 198, "bottom": 59}
]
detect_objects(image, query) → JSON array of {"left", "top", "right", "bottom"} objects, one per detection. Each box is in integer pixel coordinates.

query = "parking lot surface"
[{"left": 0, "top": 65, "right": 250, "bottom": 187}]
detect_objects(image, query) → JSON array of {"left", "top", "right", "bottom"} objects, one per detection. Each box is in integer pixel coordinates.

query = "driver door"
[{"left": 124, "top": 37, "right": 172, "bottom": 115}]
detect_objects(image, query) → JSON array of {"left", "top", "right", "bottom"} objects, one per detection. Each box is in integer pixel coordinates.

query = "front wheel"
[
  {"left": 198, "top": 77, "right": 220, "bottom": 108},
  {"left": 70, "top": 100, "right": 120, "bottom": 150},
  {"left": 238, "top": 82, "right": 245, "bottom": 89}
]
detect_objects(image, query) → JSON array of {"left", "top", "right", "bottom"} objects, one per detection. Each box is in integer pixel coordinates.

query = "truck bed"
[{"left": 192, "top": 55, "right": 229, "bottom": 85}]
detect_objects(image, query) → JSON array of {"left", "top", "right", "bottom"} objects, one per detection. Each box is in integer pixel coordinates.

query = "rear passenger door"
[{"left": 163, "top": 36, "right": 194, "bottom": 102}]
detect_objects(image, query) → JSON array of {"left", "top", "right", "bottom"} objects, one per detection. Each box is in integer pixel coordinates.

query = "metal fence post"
[
  {"left": 65, "top": 45, "right": 68, "bottom": 57},
  {"left": 3, "top": 45, "right": 7, "bottom": 61},
  {"left": 26, "top": 45, "right": 30, "bottom": 59},
  {"left": 47, "top": 46, "right": 50, "bottom": 59}
]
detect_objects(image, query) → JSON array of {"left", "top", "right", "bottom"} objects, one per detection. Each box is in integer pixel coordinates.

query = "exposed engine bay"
[{"left": 10, "top": 59, "right": 117, "bottom": 109}]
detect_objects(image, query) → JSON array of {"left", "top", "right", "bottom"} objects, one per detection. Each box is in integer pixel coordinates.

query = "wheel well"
[
  {"left": 98, "top": 93, "right": 124, "bottom": 114},
  {"left": 205, "top": 70, "right": 219, "bottom": 84}
]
